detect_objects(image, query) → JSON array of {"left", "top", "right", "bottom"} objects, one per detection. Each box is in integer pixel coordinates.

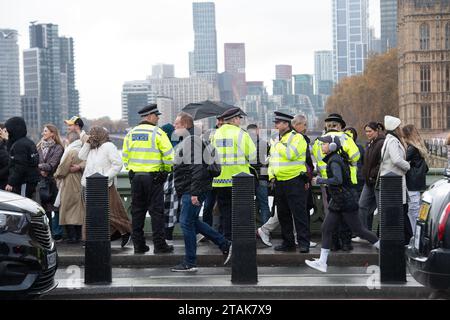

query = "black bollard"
[
  {"left": 231, "top": 172, "right": 258, "bottom": 284},
  {"left": 85, "top": 173, "right": 112, "bottom": 285},
  {"left": 379, "top": 172, "right": 406, "bottom": 283}
]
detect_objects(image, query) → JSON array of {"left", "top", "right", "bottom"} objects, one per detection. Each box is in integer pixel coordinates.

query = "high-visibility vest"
[
  {"left": 312, "top": 131, "right": 360, "bottom": 184},
  {"left": 268, "top": 130, "right": 307, "bottom": 181},
  {"left": 211, "top": 124, "right": 257, "bottom": 188},
  {"left": 122, "top": 123, "right": 174, "bottom": 173}
]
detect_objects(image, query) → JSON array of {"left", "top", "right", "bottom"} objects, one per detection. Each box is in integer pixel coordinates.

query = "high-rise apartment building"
[
  {"left": 192, "top": 2, "right": 218, "bottom": 82},
  {"left": 22, "top": 23, "right": 79, "bottom": 136},
  {"left": 332, "top": 0, "right": 369, "bottom": 82},
  {"left": 0, "top": 29, "right": 21, "bottom": 122},
  {"left": 380, "top": 0, "right": 398, "bottom": 52},
  {"left": 224, "top": 43, "right": 247, "bottom": 101},
  {"left": 314, "top": 50, "right": 333, "bottom": 93},
  {"left": 151, "top": 64, "right": 175, "bottom": 79},
  {"left": 121, "top": 81, "right": 157, "bottom": 127}
]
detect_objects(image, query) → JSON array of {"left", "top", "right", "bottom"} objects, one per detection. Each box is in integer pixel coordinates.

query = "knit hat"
[{"left": 384, "top": 115, "right": 401, "bottom": 131}]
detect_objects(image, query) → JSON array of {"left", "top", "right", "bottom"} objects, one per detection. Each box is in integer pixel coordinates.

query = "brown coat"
[{"left": 54, "top": 149, "right": 86, "bottom": 225}]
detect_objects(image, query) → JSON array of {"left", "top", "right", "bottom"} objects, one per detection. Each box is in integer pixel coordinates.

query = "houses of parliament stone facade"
[{"left": 398, "top": 0, "right": 450, "bottom": 137}]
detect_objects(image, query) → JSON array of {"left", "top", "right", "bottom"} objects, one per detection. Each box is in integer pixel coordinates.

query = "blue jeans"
[
  {"left": 52, "top": 211, "right": 64, "bottom": 237},
  {"left": 180, "top": 193, "right": 229, "bottom": 267},
  {"left": 256, "top": 180, "right": 270, "bottom": 225}
]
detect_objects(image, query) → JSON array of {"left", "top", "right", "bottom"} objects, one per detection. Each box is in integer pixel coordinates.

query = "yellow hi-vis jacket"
[
  {"left": 122, "top": 123, "right": 174, "bottom": 173},
  {"left": 211, "top": 124, "right": 257, "bottom": 188},
  {"left": 311, "top": 131, "right": 360, "bottom": 184},
  {"left": 268, "top": 130, "right": 307, "bottom": 181}
]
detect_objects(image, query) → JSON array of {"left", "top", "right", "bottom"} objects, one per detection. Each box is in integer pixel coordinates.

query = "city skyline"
[{"left": 0, "top": 0, "right": 380, "bottom": 120}]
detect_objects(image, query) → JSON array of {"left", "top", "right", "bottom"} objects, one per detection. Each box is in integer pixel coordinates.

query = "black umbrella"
[{"left": 182, "top": 100, "right": 246, "bottom": 121}]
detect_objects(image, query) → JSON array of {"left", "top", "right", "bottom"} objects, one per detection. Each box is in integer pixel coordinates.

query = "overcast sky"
[{"left": 0, "top": 0, "right": 380, "bottom": 120}]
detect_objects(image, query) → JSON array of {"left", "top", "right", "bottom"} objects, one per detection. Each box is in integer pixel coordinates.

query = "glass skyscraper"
[
  {"left": 192, "top": 2, "right": 218, "bottom": 82},
  {"left": 24, "top": 23, "right": 62, "bottom": 133},
  {"left": 60, "top": 37, "right": 80, "bottom": 123},
  {"left": 380, "top": 0, "right": 398, "bottom": 52},
  {"left": 23, "top": 23, "right": 79, "bottom": 136},
  {"left": 332, "top": 0, "right": 369, "bottom": 83},
  {"left": 0, "top": 29, "right": 21, "bottom": 122},
  {"left": 314, "top": 50, "right": 333, "bottom": 93}
]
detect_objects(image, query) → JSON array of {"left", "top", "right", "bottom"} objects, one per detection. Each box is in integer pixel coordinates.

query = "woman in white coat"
[
  {"left": 79, "top": 126, "right": 132, "bottom": 247},
  {"left": 379, "top": 116, "right": 412, "bottom": 245}
]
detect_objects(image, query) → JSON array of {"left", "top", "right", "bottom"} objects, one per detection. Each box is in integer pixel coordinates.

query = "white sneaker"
[
  {"left": 196, "top": 234, "right": 205, "bottom": 244},
  {"left": 310, "top": 241, "right": 318, "bottom": 248},
  {"left": 223, "top": 243, "right": 232, "bottom": 265},
  {"left": 257, "top": 228, "right": 272, "bottom": 247},
  {"left": 310, "top": 208, "right": 315, "bottom": 216},
  {"left": 351, "top": 237, "right": 369, "bottom": 244},
  {"left": 374, "top": 241, "right": 380, "bottom": 250},
  {"left": 374, "top": 209, "right": 378, "bottom": 216},
  {"left": 305, "top": 259, "right": 327, "bottom": 273},
  {"left": 166, "top": 240, "right": 174, "bottom": 246}
]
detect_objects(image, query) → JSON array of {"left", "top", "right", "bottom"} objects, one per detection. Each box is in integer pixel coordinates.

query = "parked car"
[
  {"left": 0, "top": 190, "right": 57, "bottom": 297},
  {"left": 406, "top": 171, "right": 450, "bottom": 290}
]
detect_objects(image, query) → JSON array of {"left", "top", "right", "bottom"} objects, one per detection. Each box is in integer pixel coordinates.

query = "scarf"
[{"left": 40, "top": 139, "right": 55, "bottom": 160}]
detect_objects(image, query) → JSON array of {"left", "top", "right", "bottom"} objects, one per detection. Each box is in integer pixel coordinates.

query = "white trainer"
[
  {"left": 351, "top": 237, "right": 369, "bottom": 244},
  {"left": 305, "top": 259, "right": 328, "bottom": 273},
  {"left": 257, "top": 228, "right": 272, "bottom": 247},
  {"left": 196, "top": 234, "right": 205, "bottom": 244},
  {"left": 310, "top": 241, "right": 318, "bottom": 248}
]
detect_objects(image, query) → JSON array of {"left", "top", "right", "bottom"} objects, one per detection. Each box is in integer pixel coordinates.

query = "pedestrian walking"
[
  {"left": 256, "top": 114, "right": 318, "bottom": 249},
  {"left": 306, "top": 135, "right": 379, "bottom": 273},
  {"left": 79, "top": 126, "right": 132, "bottom": 247},
  {"left": 171, "top": 112, "right": 231, "bottom": 272},
  {"left": 211, "top": 107, "right": 256, "bottom": 241},
  {"left": 312, "top": 113, "right": 361, "bottom": 251},
  {"left": 4, "top": 117, "right": 40, "bottom": 199},
  {"left": 268, "top": 112, "right": 310, "bottom": 253},
  {"left": 402, "top": 124, "right": 429, "bottom": 231},
  {"left": 161, "top": 123, "right": 180, "bottom": 246},
  {"left": 122, "top": 104, "right": 174, "bottom": 254}
]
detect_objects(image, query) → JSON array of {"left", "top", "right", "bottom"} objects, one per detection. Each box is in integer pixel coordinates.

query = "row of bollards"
[{"left": 82, "top": 171, "right": 406, "bottom": 286}]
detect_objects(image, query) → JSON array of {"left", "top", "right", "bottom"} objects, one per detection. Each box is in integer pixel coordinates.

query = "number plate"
[
  {"left": 47, "top": 252, "right": 57, "bottom": 269},
  {"left": 419, "top": 202, "right": 431, "bottom": 221},
  {"left": 414, "top": 225, "right": 421, "bottom": 250}
]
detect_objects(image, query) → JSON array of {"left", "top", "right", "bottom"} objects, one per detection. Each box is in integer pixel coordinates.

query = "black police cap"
[
  {"left": 325, "top": 113, "right": 346, "bottom": 128},
  {"left": 273, "top": 111, "right": 294, "bottom": 123},
  {"left": 138, "top": 104, "right": 161, "bottom": 117},
  {"left": 221, "top": 107, "right": 243, "bottom": 121}
]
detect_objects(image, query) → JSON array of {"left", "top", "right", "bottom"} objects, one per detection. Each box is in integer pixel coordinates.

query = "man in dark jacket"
[
  {"left": 4, "top": 117, "right": 40, "bottom": 198},
  {"left": 171, "top": 112, "right": 231, "bottom": 272}
]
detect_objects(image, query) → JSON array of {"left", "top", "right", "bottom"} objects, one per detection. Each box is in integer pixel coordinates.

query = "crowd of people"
[
  {"left": 0, "top": 116, "right": 131, "bottom": 247},
  {"left": 0, "top": 103, "right": 436, "bottom": 274}
]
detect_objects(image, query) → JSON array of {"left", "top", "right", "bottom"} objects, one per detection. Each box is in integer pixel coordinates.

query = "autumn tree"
[
  {"left": 325, "top": 49, "right": 399, "bottom": 136},
  {"left": 86, "top": 117, "right": 128, "bottom": 133}
]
